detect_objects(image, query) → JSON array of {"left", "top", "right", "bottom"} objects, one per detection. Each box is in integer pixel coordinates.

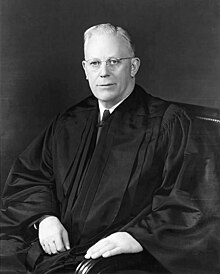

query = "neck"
[{"left": 99, "top": 82, "right": 135, "bottom": 109}]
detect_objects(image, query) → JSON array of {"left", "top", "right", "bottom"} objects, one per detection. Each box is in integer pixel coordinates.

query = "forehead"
[{"left": 84, "top": 34, "right": 131, "bottom": 59}]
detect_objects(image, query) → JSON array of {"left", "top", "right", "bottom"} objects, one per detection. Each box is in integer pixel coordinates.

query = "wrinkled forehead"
[{"left": 84, "top": 33, "right": 132, "bottom": 59}]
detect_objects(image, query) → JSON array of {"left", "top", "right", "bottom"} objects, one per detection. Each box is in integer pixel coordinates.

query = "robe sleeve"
[
  {"left": 125, "top": 105, "right": 220, "bottom": 273},
  {"left": 0, "top": 118, "right": 60, "bottom": 238}
]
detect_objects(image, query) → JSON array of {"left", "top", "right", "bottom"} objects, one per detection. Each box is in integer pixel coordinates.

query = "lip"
[{"left": 97, "top": 83, "right": 116, "bottom": 87}]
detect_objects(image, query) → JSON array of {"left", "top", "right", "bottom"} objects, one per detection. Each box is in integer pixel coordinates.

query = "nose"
[{"left": 100, "top": 61, "right": 110, "bottom": 78}]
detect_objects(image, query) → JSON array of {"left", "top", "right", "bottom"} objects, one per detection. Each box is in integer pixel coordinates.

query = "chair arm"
[{"left": 75, "top": 252, "right": 170, "bottom": 274}]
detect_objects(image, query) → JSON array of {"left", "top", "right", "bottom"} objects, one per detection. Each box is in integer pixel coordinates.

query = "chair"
[{"left": 75, "top": 252, "right": 170, "bottom": 274}]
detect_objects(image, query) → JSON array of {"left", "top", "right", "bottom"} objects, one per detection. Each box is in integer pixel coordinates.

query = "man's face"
[{"left": 82, "top": 34, "right": 140, "bottom": 108}]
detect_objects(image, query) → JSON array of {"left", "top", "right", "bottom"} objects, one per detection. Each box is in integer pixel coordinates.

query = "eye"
[
  {"left": 108, "top": 59, "right": 120, "bottom": 66},
  {"left": 89, "top": 60, "right": 101, "bottom": 67}
]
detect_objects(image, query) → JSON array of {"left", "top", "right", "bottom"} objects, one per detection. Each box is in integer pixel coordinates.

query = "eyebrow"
[{"left": 86, "top": 56, "right": 121, "bottom": 60}]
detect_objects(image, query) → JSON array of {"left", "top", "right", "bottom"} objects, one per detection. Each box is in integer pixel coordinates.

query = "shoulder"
[
  {"left": 137, "top": 84, "right": 189, "bottom": 116},
  {"left": 135, "top": 85, "right": 178, "bottom": 119},
  {"left": 161, "top": 103, "right": 191, "bottom": 132},
  {"left": 135, "top": 85, "right": 191, "bottom": 132},
  {"left": 60, "top": 95, "right": 97, "bottom": 119},
  {"left": 50, "top": 95, "right": 98, "bottom": 134}
]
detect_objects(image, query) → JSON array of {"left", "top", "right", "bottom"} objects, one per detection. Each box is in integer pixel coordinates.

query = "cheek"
[
  {"left": 119, "top": 73, "right": 131, "bottom": 86},
  {"left": 117, "top": 67, "right": 131, "bottom": 82},
  {"left": 88, "top": 73, "right": 98, "bottom": 83},
  {"left": 87, "top": 76, "right": 95, "bottom": 86},
  {"left": 87, "top": 77, "right": 98, "bottom": 92}
]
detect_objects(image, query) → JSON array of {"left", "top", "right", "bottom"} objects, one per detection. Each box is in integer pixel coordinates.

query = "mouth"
[{"left": 97, "top": 83, "right": 116, "bottom": 87}]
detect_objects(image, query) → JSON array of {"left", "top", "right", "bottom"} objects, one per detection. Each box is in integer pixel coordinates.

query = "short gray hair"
[{"left": 84, "top": 23, "right": 135, "bottom": 56}]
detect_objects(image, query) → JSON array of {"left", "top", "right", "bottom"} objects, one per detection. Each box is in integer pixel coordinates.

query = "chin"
[{"left": 95, "top": 91, "right": 116, "bottom": 102}]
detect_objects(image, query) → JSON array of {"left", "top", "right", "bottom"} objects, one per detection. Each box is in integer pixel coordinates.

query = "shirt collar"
[{"left": 98, "top": 94, "right": 130, "bottom": 121}]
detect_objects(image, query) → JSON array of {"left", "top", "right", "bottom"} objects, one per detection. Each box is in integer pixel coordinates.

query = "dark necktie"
[
  {"left": 97, "top": 109, "right": 111, "bottom": 141},
  {"left": 100, "top": 109, "right": 111, "bottom": 126}
]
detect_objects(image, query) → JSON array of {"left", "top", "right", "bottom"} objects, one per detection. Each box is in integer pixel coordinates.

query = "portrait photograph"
[{"left": 0, "top": 1, "right": 220, "bottom": 273}]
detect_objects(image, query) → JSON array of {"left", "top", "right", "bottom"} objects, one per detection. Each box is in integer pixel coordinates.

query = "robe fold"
[{"left": 0, "top": 84, "right": 219, "bottom": 273}]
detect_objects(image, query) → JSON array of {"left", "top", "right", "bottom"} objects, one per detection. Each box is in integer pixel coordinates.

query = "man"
[
  {"left": 0, "top": 23, "right": 218, "bottom": 274},
  {"left": 37, "top": 23, "right": 143, "bottom": 259}
]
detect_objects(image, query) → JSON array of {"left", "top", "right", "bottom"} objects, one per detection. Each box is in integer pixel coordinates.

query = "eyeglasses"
[{"left": 84, "top": 57, "right": 134, "bottom": 71}]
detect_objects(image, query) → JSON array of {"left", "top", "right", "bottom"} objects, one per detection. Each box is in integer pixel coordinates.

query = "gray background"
[{"left": 1, "top": 0, "right": 220, "bottom": 193}]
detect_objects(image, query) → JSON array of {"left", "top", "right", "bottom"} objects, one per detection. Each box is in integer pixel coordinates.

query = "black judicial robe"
[{"left": 0, "top": 85, "right": 219, "bottom": 273}]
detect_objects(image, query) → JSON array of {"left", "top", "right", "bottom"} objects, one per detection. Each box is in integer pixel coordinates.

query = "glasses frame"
[{"left": 84, "top": 57, "right": 134, "bottom": 70}]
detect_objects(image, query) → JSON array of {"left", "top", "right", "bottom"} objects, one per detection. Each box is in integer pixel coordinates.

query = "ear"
[
  {"left": 82, "top": 61, "right": 89, "bottom": 80},
  {"left": 130, "top": 57, "right": 140, "bottom": 78}
]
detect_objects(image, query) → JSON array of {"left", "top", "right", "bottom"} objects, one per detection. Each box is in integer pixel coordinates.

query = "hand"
[
  {"left": 39, "top": 216, "right": 70, "bottom": 255},
  {"left": 85, "top": 232, "right": 143, "bottom": 259}
]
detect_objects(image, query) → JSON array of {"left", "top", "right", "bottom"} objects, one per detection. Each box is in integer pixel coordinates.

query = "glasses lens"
[
  {"left": 107, "top": 58, "right": 120, "bottom": 67},
  {"left": 89, "top": 60, "right": 101, "bottom": 69},
  {"left": 86, "top": 58, "right": 127, "bottom": 70}
]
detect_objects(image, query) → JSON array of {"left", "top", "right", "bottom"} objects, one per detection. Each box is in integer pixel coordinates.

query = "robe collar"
[
  {"left": 84, "top": 84, "right": 167, "bottom": 120},
  {"left": 98, "top": 92, "right": 131, "bottom": 121}
]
